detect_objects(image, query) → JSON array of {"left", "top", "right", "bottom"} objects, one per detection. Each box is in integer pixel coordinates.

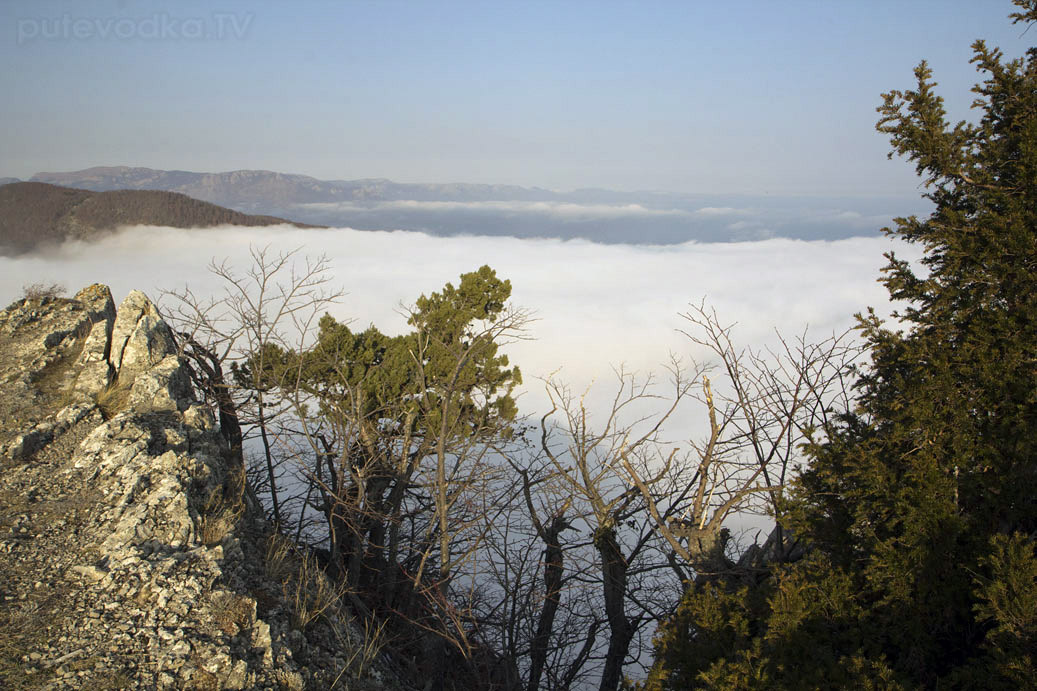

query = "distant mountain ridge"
[
  {"left": 0, "top": 181, "right": 314, "bottom": 255},
  {"left": 30, "top": 166, "right": 564, "bottom": 209},
  {"left": 20, "top": 167, "right": 775, "bottom": 242},
  {"left": 17, "top": 166, "right": 924, "bottom": 245}
]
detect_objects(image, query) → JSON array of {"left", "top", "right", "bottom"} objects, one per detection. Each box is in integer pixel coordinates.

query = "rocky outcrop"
[{"left": 0, "top": 286, "right": 398, "bottom": 690}]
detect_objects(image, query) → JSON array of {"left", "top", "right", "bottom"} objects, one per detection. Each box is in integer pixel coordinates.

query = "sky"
[{"left": 1, "top": 0, "right": 1031, "bottom": 195}]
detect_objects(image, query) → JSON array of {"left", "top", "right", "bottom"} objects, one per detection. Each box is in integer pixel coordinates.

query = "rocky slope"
[{"left": 0, "top": 286, "right": 399, "bottom": 690}]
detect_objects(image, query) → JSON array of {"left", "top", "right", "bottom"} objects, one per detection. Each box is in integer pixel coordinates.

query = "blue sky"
[{"left": 1, "top": 0, "right": 1031, "bottom": 194}]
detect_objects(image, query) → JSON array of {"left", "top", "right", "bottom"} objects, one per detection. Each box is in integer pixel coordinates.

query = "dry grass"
[
  {"left": 209, "top": 591, "right": 255, "bottom": 636},
  {"left": 92, "top": 671, "right": 135, "bottom": 690},
  {"left": 260, "top": 536, "right": 390, "bottom": 683},
  {"left": 263, "top": 533, "right": 345, "bottom": 632},
  {"left": 0, "top": 487, "right": 101, "bottom": 689},
  {"left": 263, "top": 533, "right": 294, "bottom": 584},
  {"left": 198, "top": 507, "right": 240, "bottom": 547},
  {"left": 196, "top": 467, "right": 246, "bottom": 547},
  {"left": 0, "top": 588, "right": 68, "bottom": 690},
  {"left": 30, "top": 324, "right": 90, "bottom": 407},
  {"left": 94, "top": 379, "right": 132, "bottom": 419},
  {"left": 331, "top": 614, "right": 388, "bottom": 685},
  {"left": 263, "top": 534, "right": 388, "bottom": 684},
  {"left": 63, "top": 656, "right": 134, "bottom": 690},
  {"left": 286, "top": 550, "right": 344, "bottom": 631},
  {"left": 188, "top": 661, "right": 220, "bottom": 691}
]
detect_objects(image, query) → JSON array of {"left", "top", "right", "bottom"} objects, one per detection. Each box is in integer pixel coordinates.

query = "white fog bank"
[{"left": 0, "top": 225, "right": 921, "bottom": 420}]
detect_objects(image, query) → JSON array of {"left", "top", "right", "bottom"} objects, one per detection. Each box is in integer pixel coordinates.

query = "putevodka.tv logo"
[{"left": 16, "top": 13, "right": 254, "bottom": 44}]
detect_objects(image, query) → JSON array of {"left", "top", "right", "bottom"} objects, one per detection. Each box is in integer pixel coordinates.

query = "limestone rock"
[
  {"left": 73, "top": 284, "right": 116, "bottom": 397},
  {"left": 109, "top": 290, "right": 177, "bottom": 385},
  {"left": 127, "top": 354, "right": 194, "bottom": 413},
  {"left": 0, "top": 284, "right": 402, "bottom": 690}
]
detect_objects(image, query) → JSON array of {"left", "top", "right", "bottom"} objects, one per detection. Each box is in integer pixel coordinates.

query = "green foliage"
[
  {"left": 255, "top": 264, "right": 522, "bottom": 445},
  {"left": 641, "top": 579, "right": 766, "bottom": 689},
  {"left": 645, "top": 3, "right": 1037, "bottom": 687},
  {"left": 641, "top": 556, "right": 905, "bottom": 690},
  {"left": 406, "top": 264, "right": 522, "bottom": 437},
  {"left": 963, "top": 533, "right": 1037, "bottom": 687}
]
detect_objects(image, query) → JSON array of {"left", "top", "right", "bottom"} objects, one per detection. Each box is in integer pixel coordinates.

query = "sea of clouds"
[{"left": 0, "top": 225, "right": 922, "bottom": 435}]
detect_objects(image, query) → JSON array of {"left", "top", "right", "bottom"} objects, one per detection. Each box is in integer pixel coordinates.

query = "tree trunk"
[
  {"left": 178, "top": 336, "right": 243, "bottom": 465},
  {"left": 256, "top": 393, "right": 281, "bottom": 527},
  {"left": 527, "top": 515, "right": 567, "bottom": 691},
  {"left": 595, "top": 525, "right": 634, "bottom": 691}
]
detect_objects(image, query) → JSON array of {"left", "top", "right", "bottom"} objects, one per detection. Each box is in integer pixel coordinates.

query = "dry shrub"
[
  {"left": 20, "top": 282, "right": 65, "bottom": 300},
  {"left": 250, "top": 586, "right": 281, "bottom": 618},
  {"left": 273, "top": 669, "right": 305, "bottom": 691},
  {"left": 209, "top": 591, "right": 255, "bottom": 636}
]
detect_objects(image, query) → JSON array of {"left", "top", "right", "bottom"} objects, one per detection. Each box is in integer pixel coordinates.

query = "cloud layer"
[{"left": 0, "top": 225, "right": 921, "bottom": 429}]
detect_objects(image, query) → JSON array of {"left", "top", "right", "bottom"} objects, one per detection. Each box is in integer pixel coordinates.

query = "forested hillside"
[{"left": 0, "top": 182, "right": 314, "bottom": 255}]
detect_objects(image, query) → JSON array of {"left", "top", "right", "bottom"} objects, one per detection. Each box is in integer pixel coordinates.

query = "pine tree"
[{"left": 644, "top": 2, "right": 1037, "bottom": 687}]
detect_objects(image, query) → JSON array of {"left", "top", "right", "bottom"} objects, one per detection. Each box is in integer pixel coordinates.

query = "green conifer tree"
[{"left": 643, "top": 3, "right": 1037, "bottom": 688}]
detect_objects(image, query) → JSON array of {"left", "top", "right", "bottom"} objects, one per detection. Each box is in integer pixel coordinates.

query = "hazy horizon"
[
  {"left": 1, "top": 168, "right": 934, "bottom": 246},
  {"left": 3, "top": 164, "right": 935, "bottom": 202}
]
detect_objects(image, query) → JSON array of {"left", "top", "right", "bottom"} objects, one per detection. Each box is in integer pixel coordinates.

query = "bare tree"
[
  {"left": 671, "top": 302, "right": 859, "bottom": 568},
  {"left": 518, "top": 470, "right": 573, "bottom": 691},
  {"left": 538, "top": 364, "right": 693, "bottom": 691},
  {"left": 609, "top": 304, "right": 858, "bottom": 590},
  {"left": 162, "top": 245, "right": 342, "bottom": 529},
  {"left": 163, "top": 256, "right": 856, "bottom": 691},
  {"left": 531, "top": 306, "right": 859, "bottom": 689}
]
